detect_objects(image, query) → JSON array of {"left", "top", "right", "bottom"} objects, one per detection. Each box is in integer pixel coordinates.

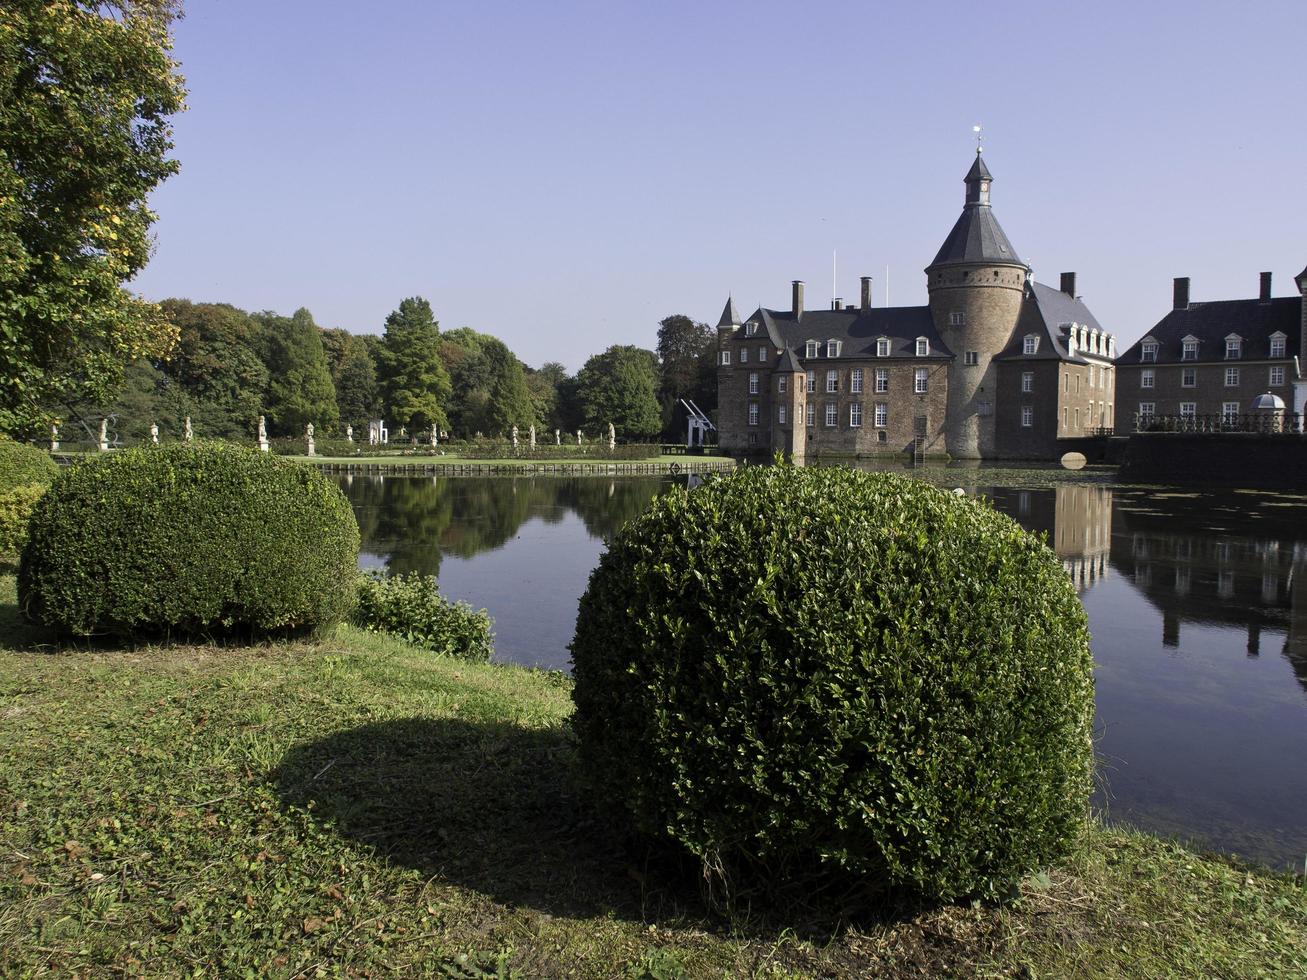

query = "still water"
[{"left": 340, "top": 472, "right": 1307, "bottom": 869}]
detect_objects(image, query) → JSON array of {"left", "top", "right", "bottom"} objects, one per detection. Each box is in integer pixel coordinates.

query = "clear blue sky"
[{"left": 133, "top": 0, "right": 1307, "bottom": 371}]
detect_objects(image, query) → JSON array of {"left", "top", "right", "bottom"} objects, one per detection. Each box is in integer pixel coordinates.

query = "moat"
[{"left": 339, "top": 471, "right": 1307, "bottom": 870}]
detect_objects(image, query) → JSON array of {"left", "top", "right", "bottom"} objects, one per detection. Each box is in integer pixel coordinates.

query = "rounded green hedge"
[
  {"left": 19, "top": 443, "right": 360, "bottom": 638},
  {"left": 0, "top": 438, "right": 59, "bottom": 493},
  {"left": 569, "top": 466, "right": 1094, "bottom": 903}
]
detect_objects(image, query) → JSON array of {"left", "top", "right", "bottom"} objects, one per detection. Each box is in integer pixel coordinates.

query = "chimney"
[
  {"left": 832, "top": 297, "right": 843, "bottom": 311},
  {"left": 1060, "top": 272, "right": 1077, "bottom": 297},
  {"left": 860, "top": 276, "right": 872, "bottom": 311},
  {"left": 1173, "top": 276, "right": 1190, "bottom": 311},
  {"left": 792, "top": 280, "right": 804, "bottom": 317},
  {"left": 1260, "top": 271, "right": 1272, "bottom": 303}
]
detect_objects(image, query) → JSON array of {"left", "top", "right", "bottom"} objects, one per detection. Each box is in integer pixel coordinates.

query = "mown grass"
[{"left": 1, "top": 575, "right": 1303, "bottom": 977}]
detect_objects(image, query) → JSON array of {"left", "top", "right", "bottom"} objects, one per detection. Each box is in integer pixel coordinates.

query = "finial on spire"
[{"left": 973, "top": 123, "right": 983, "bottom": 153}]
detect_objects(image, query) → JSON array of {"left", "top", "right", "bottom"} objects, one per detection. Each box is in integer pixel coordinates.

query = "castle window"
[
  {"left": 874, "top": 403, "right": 888, "bottom": 427},
  {"left": 1141, "top": 341, "right": 1158, "bottom": 362},
  {"left": 1182, "top": 339, "right": 1199, "bottom": 360},
  {"left": 759, "top": 346, "right": 768, "bottom": 363},
  {"left": 850, "top": 404, "right": 863, "bottom": 427},
  {"left": 1141, "top": 369, "right": 1154, "bottom": 389},
  {"left": 915, "top": 337, "right": 930, "bottom": 357},
  {"left": 1225, "top": 367, "right": 1239, "bottom": 387},
  {"left": 1270, "top": 333, "right": 1287, "bottom": 358},
  {"left": 806, "top": 370, "right": 815, "bottom": 393},
  {"left": 740, "top": 346, "right": 748, "bottom": 363},
  {"left": 1021, "top": 371, "right": 1033, "bottom": 393},
  {"left": 749, "top": 372, "right": 759, "bottom": 394},
  {"left": 778, "top": 376, "right": 788, "bottom": 393},
  {"left": 745, "top": 322, "right": 757, "bottom": 336},
  {"left": 914, "top": 368, "right": 928, "bottom": 394},
  {"left": 778, "top": 405, "right": 787, "bottom": 424},
  {"left": 876, "top": 337, "right": 891, "bottom": 357},
  {"left": 825, "top": 403, "right": 837, "bottom": 427},
  {"left": 806, "top": 403, "right": 815, "bottom": 427},
  {"left": 1225, "top": 336, "right": 1242, "bottom": 360},
  {"left": 1179, "top": 402, "right": 1196, "bottom": 420},
  {"left": 874, "top": 368, "right": 889, "bottom": 393},
  {"left": 721, "top": 350, "right": 731, "bottom": 366},
  {"left": 1023, "top": 335, "right": 1039, "bottom": 355},
  {"left": 748, "top": 403, "right": 759, "bottom": 426},
  {"left": 1222, "top": 401, "right": 1239, "bottom": 424},
  {"left": 827, "top": 339, "right": 841, "bottom": 358},
  {"left": 1138, "top": 402, "right": 1155, "bottom": 422},
  {"left": 1270, "top": 366, "right": 1285, "bottom": 386},
  {"left": 805, "top": 340, "right": 819, "bottom": 358},
  {"left": 950, "top": 312, "right": 965, "bottom": 326},
  {"left": 1181, "top": 368, "right": 1196, "bottom": 388},
  {"left": 826, "top": 370, "right": 838, "bottom": 393},
  {"left": 851, "top": 368, "right": 863, "bottom": 394},
  {"left": 1021, "top": 406, "right": 1033, "bottom": 428},
  {"left": 964, "top": 351, "right": 979, "bottom": 365}
]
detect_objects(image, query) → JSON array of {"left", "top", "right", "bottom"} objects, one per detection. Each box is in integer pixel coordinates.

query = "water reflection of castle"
[{"left": 988, "top": 486, "right": 1113, "bottom": 592}]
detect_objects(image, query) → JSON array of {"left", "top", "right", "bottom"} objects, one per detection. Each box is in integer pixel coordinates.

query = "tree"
[
  {"left": 479, "top": 337, "right": 535, "bottom": 435},
  {"left": 321, "top": 328, "right": 380, "bottom": 432},
  {"left": 655, "top": 314, "right": 715, "bottom": 438},
  {"left": 0, "top": 1, "right": 187, "bottom": 434},
  {"left": 260, "top": 308, "right": 339, "bottom": 435},
  {"left": 377, "top": 297, "right": 450, "bottom": 434},
  {"left": 159, "top": 299, "right": 269, "bottom": 437},
  {"left": 436, "top": 328, "right": 532, "bottom": 437},
  {"left": 575, "top": 345, "right": 662, "bottom": 439}
]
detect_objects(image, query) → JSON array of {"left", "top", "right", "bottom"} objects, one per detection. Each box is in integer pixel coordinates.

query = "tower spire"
[{"left": 964, "top": 148, "right": 993, "bottom": 206}]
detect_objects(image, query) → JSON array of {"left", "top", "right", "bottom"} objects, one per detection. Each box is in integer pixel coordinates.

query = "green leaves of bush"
[
  {"left": 569, "top": 466, "right": 1095, "bottom": 903},
  {"left": 354, "top": 571, "right": 494, "bottom": 663},
  {"left": 0, "top": 439, "right": 59, "bottom": 493},
  {"left": 18, "top": 442, "right": 360, "bottom": 638}
]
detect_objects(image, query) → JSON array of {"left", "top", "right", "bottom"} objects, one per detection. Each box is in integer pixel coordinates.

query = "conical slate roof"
[
  {"left": 929, "top": 151, "right": 1023, "bottom": 269},
  {"left": 717, "top": 296, "right": 741, "bottom": 327},
  {"left": 965, "top": 150, "right": 992, "bottom": 182}
]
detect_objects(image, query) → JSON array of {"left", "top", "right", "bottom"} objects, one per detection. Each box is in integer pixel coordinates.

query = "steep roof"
[
  {"left": 717, "top": 296, "right": 741, "bottom": 328},
  {"left": 735, "top": 305, "right": 952, "bottom": 360},
  {"left": 775, "top": 347, "right": 804, "bottom": 373},
  {"left": 965, "top": 151, "right": 993, "bottom": 182},
  {"left": 995, "top": 281, "right": 1112, "bottom": 363},
  {"left": 930, "top": 205, "right": 1023, "bottom": 267},
  {"left": 1117, "top": 296, "right": 1302, "bottom": 364}
]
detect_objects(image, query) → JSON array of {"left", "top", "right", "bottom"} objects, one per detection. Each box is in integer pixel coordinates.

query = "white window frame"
[
  {"left": 1021, "top": 406, "right": 1033, "bottom": 428},
  {"left": 1182, "top": 340, "right": 1199, "bottom": 361},
  {"left": 806, "top": 370, "right": 815, "bottom": 393},
  {"left": 851, "top": 368, "right": 863, "bottom": 394},
  {"left": 1141, "top": 341, "right": 1158, "bottom": 362},
  {"left": 1141, "top": 368, "right": 1155, "bottom": 389},
  {"left": 949, "top": 312, "right": 965, "bottom": 326},
  {"left": 1023, "top": 335, "right": 1039, "bottom": 355},
  {"left": 874, "top": 368, "right": 889, "bottom": 393},
  {"left": 875, "top": 337, "right": 891, "bottom": 357},
  {"left": 826, "top": 339, "right": 840, "bottom": 358},
  {"left": 805, "top": 403, "right": 815, "bottom": 427},
  {"left": 1225, "top": 337, "right": 1242, "bottom": 360},
  {"left": 964, "top": 351, "right": 979, "bottom": 366},
  {"left": 915, "top": 337, "right": 930, "bottom": 357},
  {"left": 1181, "top": 367, "right": 1196, "bottom": 388},
  {"left": 1179, "top": 401, "right": 1196, "bottom": 419},
  {"left": 1021, "top": 371, "right": 1033, "bottom": 393},
  {"left": 1270, "top": 334, "right": 1287, "bottom": 358},
  {"left": 824, "top": 403, "right": 837, "bottom": 427},
  {"left": 740, "top": 346, "right": 748, "bottom": 363},
  {"left": 747, "top": 403, "right": 759, "bottom": 426},
  {"left": 874, "top": 402, "right": 888, "bottom": 428},
  {"left": 826, "top": 369, "right": 838, "bottom": 393},
  {"left": 721, "top": 350, "right": 730, "bottom": 366},
  {"left": 1222, "top": 401, "right": 1239, "bottom": 424},
  {"left": 745, "top": 321, "right": 757, "bottom": 336},
  {"left": 805, "top": 340, "right": 819, "bottom": 358},
  {"left": 1270, "top": 365, "right": 1285, "bottom": 386},
  {"left": 913, "top": 368, "right": 928, "bottom": 394},
  {"left": 1224, "top": 367, "right": 1240, "bottom": 387},
  {"left": 850, "top": 403, "right": 863, "bottom": 427},
  {"left": 778, "top": 375, "right": 788, "bottom": 393},
  {"left": 759, "top": 345, "right": 768, "bottom": 363},
  {"left": 748, "top": 372, "right": 759, "bottom": 394},
  {"left": 778, "top": 405, "right": 787, "bottom": 424},
  {"left": 1138, "top": 402, "right": 1155, "bottom": 420}
]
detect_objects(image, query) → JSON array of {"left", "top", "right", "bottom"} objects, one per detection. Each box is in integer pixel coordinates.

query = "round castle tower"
[{"left": 925, "top": 151, "right": 1029, "bottom": 459}]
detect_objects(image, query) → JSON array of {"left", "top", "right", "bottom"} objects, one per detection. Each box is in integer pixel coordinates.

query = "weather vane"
[{"left": 973, "top": 123, "right": 984, "bottom": 152}]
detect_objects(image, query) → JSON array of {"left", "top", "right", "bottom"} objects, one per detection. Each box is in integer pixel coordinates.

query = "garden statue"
[
  {"left": 98, "top": 418, "right": 109, "bottom": 451},
  {"left": 183, "top": 417, "right": 193, "bottom": 442},
  {"left": 529, "top": 424, "right": 536, "bottom": 450},
  {"left": 49, "top": 423, "right": 59, "bottom": 453},
  {"left": 150, "top": 423, "right": 159, "bottom": 445},
  {"left": 608, "top": 422, "right": 615, "bottom": 450},
  {"left": 430, "top": 427, "right": 438, "bottom": 447},
  {"left": 512, "top": 425, "right": 519, "bottom": 449},
  {"left": 305, "top": 422, "right": 315, "bottom": 457},
  {"left": 346, "top": 424, "right": 353, "bottom": 442},
  {"left": 555, "top": 428, "right": 560, "bottom": 446},
  {"left": 576, "top": 429, "right": 582, "bottom": 445},
  {"left": 257, "top": 415, "right": 269, "bottom": 452}
]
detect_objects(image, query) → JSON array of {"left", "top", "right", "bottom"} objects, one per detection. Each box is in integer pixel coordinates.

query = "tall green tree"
[
  {"left": 159, "top": 299, "right": 269, "bottom": 436},
  {"left": 377, "top": 297, "right": 450, "bottom": 434},
  {"left": 655, "top": 313, "right": 716, "bottom": 438},
  {"left": 321, "top": 327, "right": 380, "bottom": 432},
  {"left": 0, "top": 1, "right": 187, "bottom": 434},
  {"left": 479, "top": 337, "right": 534, "bottom": 435},
  {"left": 576, "top": 345, "right": 662, "bottom": 439},
  {"left": 260, "top": 308, "right": 339, "bottom": 435}
]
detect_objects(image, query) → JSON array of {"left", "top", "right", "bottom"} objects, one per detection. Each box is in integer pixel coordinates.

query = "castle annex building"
[{"left": 716, "top": 152, "right": 1118, "bottom": 460}]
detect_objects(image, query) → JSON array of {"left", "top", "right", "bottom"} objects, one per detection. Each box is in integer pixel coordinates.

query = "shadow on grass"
[{"left": 271, "top": 717, "right": 700, "bottom": 922}]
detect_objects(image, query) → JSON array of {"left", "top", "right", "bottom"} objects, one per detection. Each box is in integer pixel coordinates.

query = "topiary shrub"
[
  {"left": 0, "top": 438, "right": 59, "bottom": 494},
  {"left": 18, "top": 443, "right": 360, "bottom": 638},
  {"left": 354, "top": 571, "right": 494, "bottom": 662},
  {"left": 569, "top": 465, "right": 1094, "bottom": 904},
  {"left": 0, "top": 484, "right": 48, "bottom": 570}
]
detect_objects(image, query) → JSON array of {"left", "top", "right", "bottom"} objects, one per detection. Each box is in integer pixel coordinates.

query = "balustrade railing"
[{"left": 1129, "top": 413, "right": 1305, "bottom": 435}]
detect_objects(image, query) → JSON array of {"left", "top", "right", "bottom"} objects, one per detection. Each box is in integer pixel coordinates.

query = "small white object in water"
[{"left": 953, "top": 487, "right": 965, "bottom": 496}]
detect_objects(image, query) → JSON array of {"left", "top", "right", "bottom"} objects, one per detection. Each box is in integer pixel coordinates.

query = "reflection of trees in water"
[{"left": 339, "top": 475, "right": 669, "bottom": 579}]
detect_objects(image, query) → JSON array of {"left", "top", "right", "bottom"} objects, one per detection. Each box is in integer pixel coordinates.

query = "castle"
[{"left": 715, "top": 151, "right": 1118, "bottom": 460}]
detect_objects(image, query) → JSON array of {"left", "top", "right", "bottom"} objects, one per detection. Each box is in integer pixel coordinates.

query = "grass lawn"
[{"left": 1, "top": 576, "right": 1303, "bottom": 977}]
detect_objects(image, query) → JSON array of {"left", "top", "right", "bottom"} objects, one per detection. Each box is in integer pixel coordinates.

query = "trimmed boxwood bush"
[
  {"left": 354, "top": 571, "right": 494, "bottom": 662},
  {"left": 570, "top": 465, "right": 1094, "bottom": 903},
  {"left": 0, "top": 438, "right": 61, "bottom": 571},
  {"left": 18, "top": 442, "right": 360, "bottom": 638},
  {"left": 0, "top": 438, "right": 59, "bottom": 493}
]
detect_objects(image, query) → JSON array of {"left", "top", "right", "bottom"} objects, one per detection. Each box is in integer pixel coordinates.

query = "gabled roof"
[
  {"left": 775, "top": 348, "right": 803, "bottom": 373},
  {"left": 717, "top": 296, "right": 741, "bottom": 328},
  {"left": 1117, "top": 296, "right": 1302, "bottom": 364},
  {"left": 735, "top": 305, "right": 953, "bottom": 360},
  {"left": 995, "top": 281, "right": 1111, "bottom": 363},
  {"left": 928, "top": 200, "right": 1023, "bottom": 268}
]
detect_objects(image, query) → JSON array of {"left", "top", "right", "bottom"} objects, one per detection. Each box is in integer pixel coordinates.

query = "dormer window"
[
  {"left": 1141, "top": 340, "right": 1158, "bottom": 362},
  {"left": 745, "top": 321, "right": 757, "bottom": 336},
  {"left": 1023, "top": 334, "right": 1040, "bottom": 355},
  {"left": 1181, "top": 338, "right": 1199, "bottom": 361},
  {"left": 826, "top": 339, "right": 841, "bottom": 358},
  {"left": 876, "top": 337, "right": 891, "bottom": 357},
  {"left": 1270, "top": 333, "right": 1287, "bottom": 358},
  {"left": 915, "top": 337, "right": 930, "bottom": 357},
  {"left": 805, "top": 340, "right": 819, "bottom": 358},
  {"left": 1225, "top": 335, "right": 1242, "bottom": 360}
]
